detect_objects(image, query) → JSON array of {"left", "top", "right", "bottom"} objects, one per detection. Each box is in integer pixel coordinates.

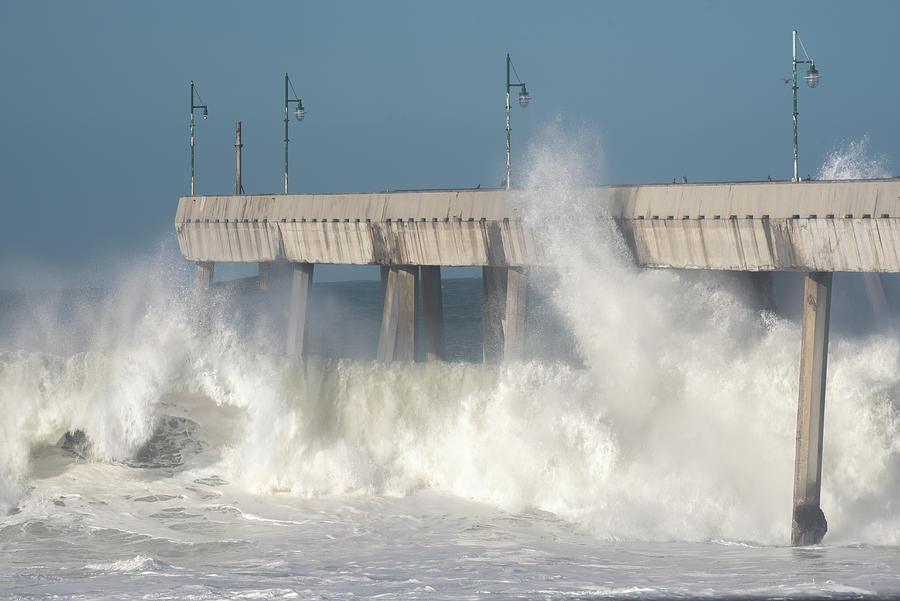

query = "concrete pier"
[
  {"left": 421, "top": 266, "right": 446, "bottom": 361},
  {"left": 377, "top": 266, "right": 417, "bottom": 361},
  {"left": 286, "top": 263, "right": 314, "bottom": 358},
  {"left": 792, "top": 271, "right": 832, "bottom": 546},
  {"left": 482, "top": 266, "right": 527, "bottom": 363}
]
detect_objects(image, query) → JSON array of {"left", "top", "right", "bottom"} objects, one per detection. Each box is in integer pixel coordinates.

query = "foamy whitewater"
[{"left": 2, "top": 134, "right": 900, "bottom": 599}]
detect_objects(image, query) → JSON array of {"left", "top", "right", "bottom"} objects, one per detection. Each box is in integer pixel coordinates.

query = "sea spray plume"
[
  {"left": 201, "top": 124, "right": 803, "bottom": 541},
  {"left": 0, "top": 247, "right": 206, "bottom": 511},
  {"left": 509, "top": 122, "right": 900, "bottom": 543},
  {"left": 821, "top": 336, "right": 900, "bottom": 542},
  {"left": 817, "top": 135, "right": 891, "bottom": 180},
  {"left": 518, "top": 121, "right": 803, "bottom": 541}
]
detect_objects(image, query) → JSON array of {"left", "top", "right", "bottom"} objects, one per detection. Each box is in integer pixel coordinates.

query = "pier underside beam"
[
  {"left": 193, "top": 261, "right": 215, "bottom": 292},
  {"left": 482, "top": 266, "right": 527, "bottom": 363},
  {"left": 792, "top": 271, "right": 832, "bottom": 546},
  {"left": 286, "top": 263, "right": 314, "bottom": 359},
  {"left": 421, "top": 266, "right": 446, "bottom": 361},
  {"left": 377, "top": 265, "right": 417, "bottom": 361}
]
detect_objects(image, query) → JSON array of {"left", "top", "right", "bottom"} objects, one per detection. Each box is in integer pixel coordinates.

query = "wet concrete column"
[
  {"left": 193, "top": 261, "right": 214, "bottom": 293},
  {"left": 421, "top": 266, "right": 446, "bottom": 361},
  {"left": 792, "top": 271, "right": 832, "bottom": 546},
  {"left": 482, "top": 266, "right": 506, "bottom": 363},
  {"left": 504, "top": 267, "right": 527, "bottom": 361},
  {"left": 286, "top": 262, "right": 314, "bottom": 359},
  {"left": 257, "top": 262, "right": 270, "bottom": 291},
  {"left": 377, "top": 265, "right": 417, "bottom": 361},
  {"left": 482, "top": 266, "right": 527, "bottom": 363}
]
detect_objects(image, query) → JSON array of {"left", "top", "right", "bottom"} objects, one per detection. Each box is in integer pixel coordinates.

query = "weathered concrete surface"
[
  {"left": 482, "top": 266, "right": 527, "bottom": 363},
  {"left": 176, "top": 179, "right": 900, "bottom": 271},
  {"left": 421, "top": 266, "right": 446, "bottom": 361},
  {"left": 286, "top": 263, "right": 314, "bottom": 359},
  {"left": 176, "top": 190, "right": 539, "bottom": 266},
  {"left": 377, "top": 266, "right": 417, "bottom": 361},
  {"left": 792, "top": 272, "right": 832, "bottom": 546},
  {"left": 630, "top": 216, "right": 900, "bottom": 271}
]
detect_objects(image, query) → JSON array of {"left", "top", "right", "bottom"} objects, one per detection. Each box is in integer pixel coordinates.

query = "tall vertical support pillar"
[
  {"left": 257, "top": 262, "right": 270, "bottom": 291},
  {"left": 483, "top": 266, "right": 506, "bottom": 363},
  {"left": 193, "top": 261, "right": 214, "bottom": 293},
  {"left": 421, "top": 266, "right": 446, "bottom": 361},
  {"left": 377, "top": 266, "right": 417, "bottom": 362},
  {"left": 791, "top": 271, "right": 832, "bottom": 546},
  {"left": 482, "top": 266, "right": 527, "bottom": 363},
  {"left": 286, "top": 262, "right": 314, "bottom": 359},
  {"left": 505, "top": 267, "right": 528, "bottom": 360}
]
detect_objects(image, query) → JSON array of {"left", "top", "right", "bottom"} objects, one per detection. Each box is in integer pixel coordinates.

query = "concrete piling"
[
  {"left": 286, "top": 262, "right": 314, "bottom": 359},
  {"left": 377, "top": 265, "right": 417, "bottom": 361},
  {"left": 482, "top": 266, "right": 527, "bottom": 363},
  {"left": 504, "top": 267, "right": 527, "bottom": 361},
  {"left": 482, "top": 266, "right": 506, "bottom": 363},
  {"left": 256, "top": 262, "right": 270, "bottom": 291},
  {"left": 421, "top": 266, "right": 446, "bottom": 361},
  {"left": 791, "top": 271, "right": 832, "bottom": 546}
]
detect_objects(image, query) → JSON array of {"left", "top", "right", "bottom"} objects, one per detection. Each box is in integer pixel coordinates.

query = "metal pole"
[
  {"left": 190, "top": 81, "right": 195, "bottom": 195},
  {"left": 235, "top": 121, "right": 243, "bottom": 194},
  {"left": 793, "top": 30, "right": 799, "bottom": 182},
  {"left": 506, "top": 54, "right": 512, "bottom": 190},
  {"left": 284, "top": 73, "right": 288, "bottom": 194}
]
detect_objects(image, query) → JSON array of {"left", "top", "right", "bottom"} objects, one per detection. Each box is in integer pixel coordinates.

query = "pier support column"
[
  {"left": 791, "top": 271, "right": 832, "bottom": 546},
  {"left": 257, "top": 262, "right": 270, "bottom": 291},
  {"left": 286, "top": 262, "right": 314, "bottom": 359},
  {"left": 421, "top": 266, "right": 446, "bottom": 361},
  {"left": 377, "top": 266, "right": 417, "bottom": 362},
  {"left": 193, "top": 261, "right": 214, "bottom": 293},
  {"left": 482, "top": 266, "right": 527, "bottom": 363}
]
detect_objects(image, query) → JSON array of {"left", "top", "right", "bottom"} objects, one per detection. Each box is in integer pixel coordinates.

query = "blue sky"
[{"left": 1, "top": 1, "right": 898, "bottom": 287}]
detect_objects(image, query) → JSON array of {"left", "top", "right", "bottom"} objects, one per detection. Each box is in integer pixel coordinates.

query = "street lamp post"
[
  {"left": 284, "top": 73, "right": 306, "bottom": 194},
  {"left": 189, "top": 80, "right": 208, "bottom": 195},
  {"left": 506, "top": 53, "right": 531, "bottom": 190},
  {"left": 792, "top": 30, "right": 820, "bottom": 182}
]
